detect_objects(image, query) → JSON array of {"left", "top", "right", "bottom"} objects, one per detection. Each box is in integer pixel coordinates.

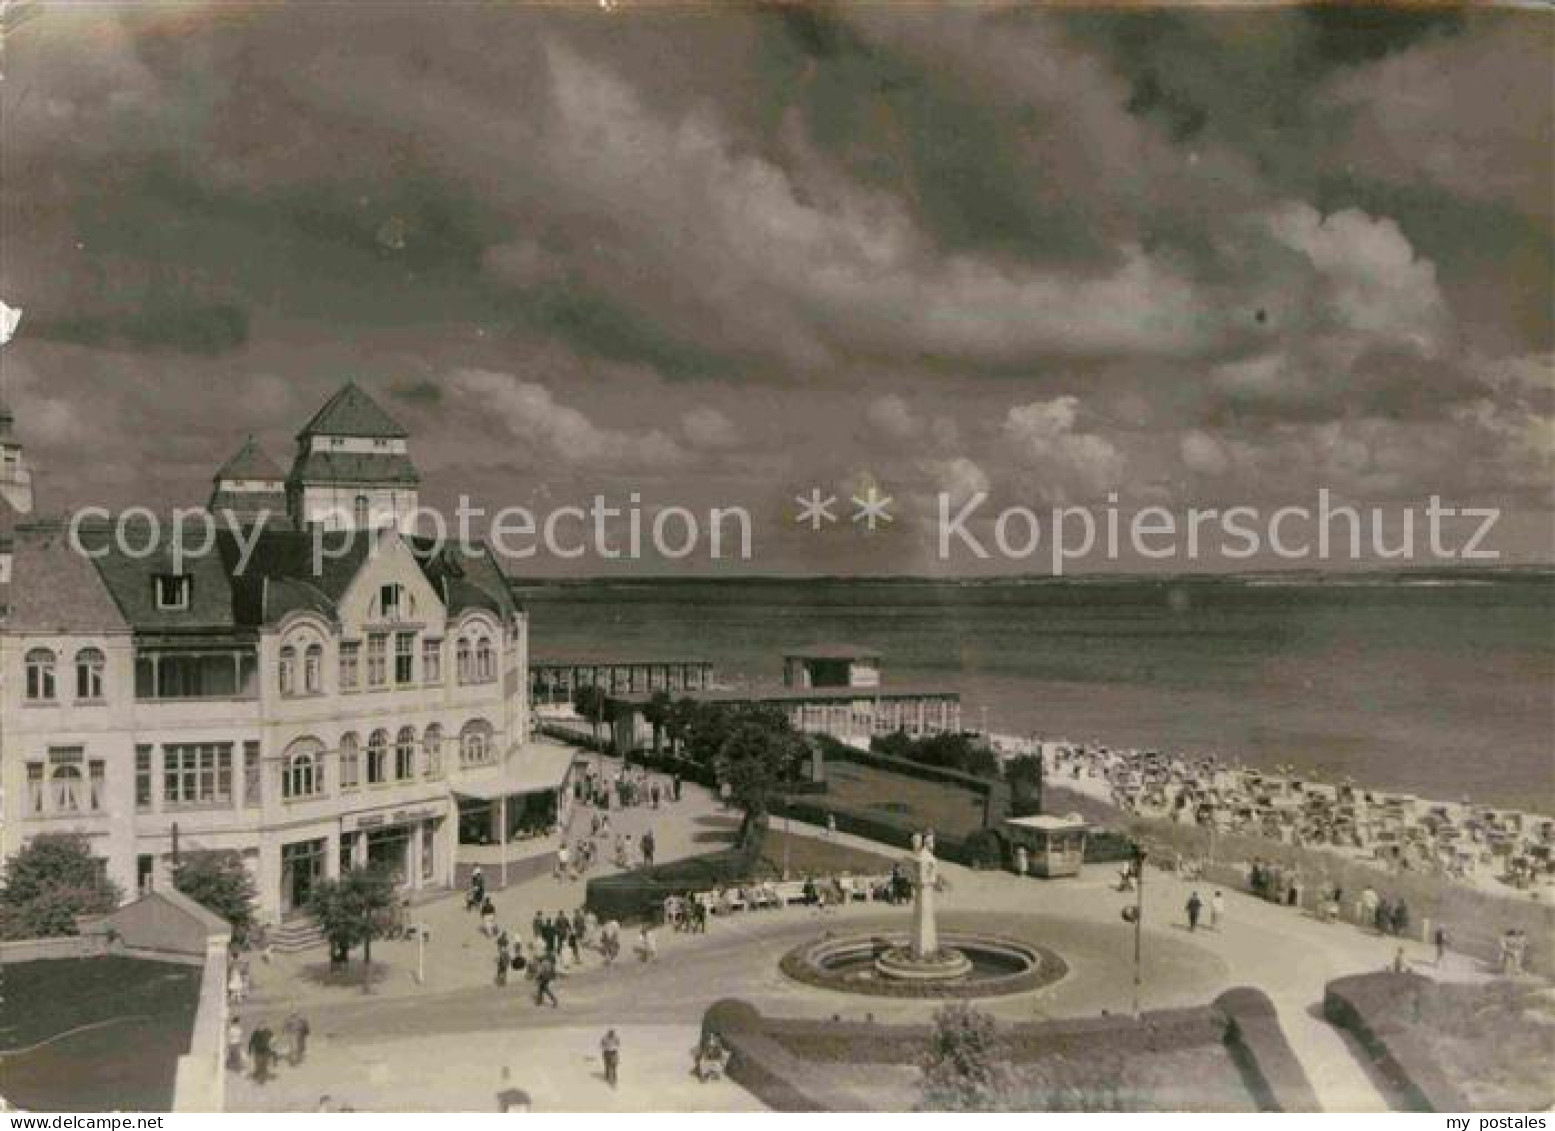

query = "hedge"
[
  {"left": 704, "top": 992, "right": 1319, "bottom": 1112},
  {"left": 1322, "top": 973, "right": 1470, "bottom": 1112},
  {"left": 1215, "top": 987, "right": 1321, "bottom": 1112},
  {"left": 584, "top": 815, "right": 765, "bottom": 923}
]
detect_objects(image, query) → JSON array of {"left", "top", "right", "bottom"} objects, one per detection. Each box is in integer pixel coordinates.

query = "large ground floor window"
[{"left": 456, "top": 790, "right": 558, "bottom": 845}]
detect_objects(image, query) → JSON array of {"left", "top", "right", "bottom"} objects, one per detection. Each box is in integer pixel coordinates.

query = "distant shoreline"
[{"left": 511, "top": 564, "right": 1555, "bottom": 590}]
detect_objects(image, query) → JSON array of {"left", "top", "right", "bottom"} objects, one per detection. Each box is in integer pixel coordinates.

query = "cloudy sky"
[{"left": 1, "top": 2, "right": 1550, "bottom": 575}]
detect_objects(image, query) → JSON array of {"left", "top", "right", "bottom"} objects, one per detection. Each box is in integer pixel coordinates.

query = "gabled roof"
[
  {"left": 296, "top": 381, "right": 408, "bottom": 439},
  {"left": 214, "top": 435, "right": 284, "bottom": 483}
]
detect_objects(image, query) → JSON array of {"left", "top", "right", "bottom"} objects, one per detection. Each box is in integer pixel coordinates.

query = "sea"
[{"left": 514, "top": 572, "right": 1555, "bottom": 813}]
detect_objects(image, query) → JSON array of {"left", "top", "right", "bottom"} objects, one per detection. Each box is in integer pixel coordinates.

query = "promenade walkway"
[{"left": 228, "top": 784, "right": 1504, "bottom": 1112}]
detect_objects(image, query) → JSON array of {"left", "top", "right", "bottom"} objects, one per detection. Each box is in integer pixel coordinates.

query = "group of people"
[
  {"left": 577, "top": 765, "right": 682, "bottom": 812},
  {"left": 1498, "top": 928, "right": 1530, "bottom": 974},
  {"left": 226, "top": 1012, "right": 310, "bottom": 1084}
]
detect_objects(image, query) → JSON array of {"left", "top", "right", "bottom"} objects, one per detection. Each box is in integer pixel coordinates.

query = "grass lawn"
[
  {"left": 1401, "top": 981, "right": 1555, "bottom": 1109},
  {"left": 816, "top": 761, "right": 989, "bottom": 839},
  {"left": 752, "top": 827, "right": 898, "bottom": 879},
  {"left": 0, "top": 957, "right": 201, "bottom": 1112}
]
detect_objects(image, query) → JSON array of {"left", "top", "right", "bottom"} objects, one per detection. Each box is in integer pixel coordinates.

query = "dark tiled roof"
[
  {"left": 221, "top": 528, "right": 372, "bottom": 625},
  {"left": 409, "top": 536, "right": 518, "bottom": 621},
  {"left": 214, "top": 435, "right": 284, "bottom": 482},
  {"left": 79, "top": 516, "right": 240, "bottom": 631},
  {"left": 297, "top": 381, "right": 408, "bottom": 439},
  {"left": 34, "top": 516, "right": 511, "bottom": 633},
  {"left": 287, "top": 450, "right": 421, "bottom": 486},
  {"left": 6, "top": 522, "right": 130, "bottom": 633}
]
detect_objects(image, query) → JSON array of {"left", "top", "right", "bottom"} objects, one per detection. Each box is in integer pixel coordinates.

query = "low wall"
[
  {"left": 704, "top": 990, "right": 1317, "bottom": 1113},
  {"left": 0, "top": 935, "right": 107, "bottom": 964},
  {"left": 173, "top": 938, "right": 229, "bottom": 1113}
]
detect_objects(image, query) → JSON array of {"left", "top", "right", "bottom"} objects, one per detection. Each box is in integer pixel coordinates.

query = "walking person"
[
  {"left": 248, "top": 1023, "right": 276, "bottom": 1084},
  {"left": 226, "top": 1017, "right": 245, "bottom": 1073},
  {"left": 672, "top": 772, "right": 682, "bottom": 802},
  {"left": 1186, "top": 890, "right": 1203, "bottom": 932},
  {"left": 468, "top": 866, "right": 486, "bottom": 911},
  {"left": 638, "top": 922, "right": 658, "bottom": 962},
  {"left": 641, "top": 829, "right": 656, "bottom": 869},
  {"left": 1434, "top": 926, "right": 1448, "bottom": 967},
  {"left": 282, "top": 1011, "right": 310, "bottom": 1066},
  {"left": 1210, "top": 890, "right": 1224, "bottom": 931},
  {"left": 534, "top": 952, "right": 559, "bottom": 1008},
  {"left": 601, "top": 1029, "right": 621, "bottom": 1088}
]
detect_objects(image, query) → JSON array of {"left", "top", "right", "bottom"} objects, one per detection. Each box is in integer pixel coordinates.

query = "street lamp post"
[{"left": 1132, "top": 845, "right": 1147, "bottom": 1019}]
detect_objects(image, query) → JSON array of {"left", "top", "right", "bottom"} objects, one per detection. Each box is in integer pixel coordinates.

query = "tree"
[
  {"left": 666, "top": 696, "right": 697, "bottom": 758},
  {"left": 715, "top": 720, "right": 808, "bottom": 818},
  {"left": 643, "top": 690, "right": 673, "bottom": 756},
  {"left": 572, "top": 683, "right": 609, "bottom": 751},
  {"left": 918, "top": 1002, "right": 1014, "bottom": 1112},
  {"left": 0, "top": 834, "right": 121, "bottom": 940},
  {"left": 307, "top": 864, "right": 400, "bottom": 993},
  {"left": 174, "top": 850, "right": 258, "bottom": 946},
  {"left": 1005, "top": 754, "right": 1044, "bottom": 816}
]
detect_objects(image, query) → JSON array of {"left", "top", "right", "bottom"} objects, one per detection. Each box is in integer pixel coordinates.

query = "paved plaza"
[{"left": 229, "top": 766, "right": 1501, "bottom": 1113}]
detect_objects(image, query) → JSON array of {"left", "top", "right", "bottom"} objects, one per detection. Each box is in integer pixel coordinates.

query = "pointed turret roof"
[
  {"left": 214, "top": 434, "right": 284, "bottom": 482},
  {"left": 296, "top": 380, "right": 408, "bottom": 440}
]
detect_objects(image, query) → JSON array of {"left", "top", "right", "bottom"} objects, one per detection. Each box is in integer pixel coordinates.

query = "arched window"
[
  {"left": 51, "top": 762, "right": 84, "bottom": 812},
  {"left": 423, "top": 724, "right": 443, "bottom": 778},
  {"left": 339, "top": 732, "right": 360, "bottom": 789},
  {"left": 25, "top": 648, "right": 56, "bottom": 702},
  {"left": 456, "top": 637, "right": 472, "bottom": 684},
  {"left": 475, "top": 637, "right": 494, "bottom": 683},
  {"left": 304, "top": 643, "right": 323, "bottom": 694},
  {"left": 353, "top": 494, "right": 370, "bottom": 529},
  {"left": 367, "top": 729, "right": 389, "bottom": 785},
  {"left": 75, "top": 648, "right": 106, "bottom": 701},
  {"left": 395, "top": 726, "right": 417, "bottom": 781},
  {"left": 278, "top": 645, "right": 297, "bottom": 696},
  {"left": 281, "top": 740, "right": 322, "bottom": 800},
  {"left": 460, "top": 718, "right": 494, "bottom": 767}
]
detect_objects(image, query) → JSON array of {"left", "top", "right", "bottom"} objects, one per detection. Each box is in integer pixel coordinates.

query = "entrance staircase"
[{"left": 269, "top": 915, "right": 326, "bottom": 953}]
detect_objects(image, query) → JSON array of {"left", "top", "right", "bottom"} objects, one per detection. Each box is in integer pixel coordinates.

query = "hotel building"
[{"left": 0, "top": 383, "right": 571, "bottom": 927}]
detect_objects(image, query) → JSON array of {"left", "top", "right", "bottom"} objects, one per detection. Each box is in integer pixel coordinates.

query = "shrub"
[
  {"left": 0, "top": 834, "right": 121, "bottom": 939},
  {"left": 918, "top": 1003, "right": 1014, "bottom": 1111},
  {"left": 173, "top": 850, "right": 258, "bottom": 947}
]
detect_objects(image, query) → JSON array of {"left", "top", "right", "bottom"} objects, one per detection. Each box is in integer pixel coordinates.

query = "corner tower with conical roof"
[
  {"left": 210, "top": 434, "right": 288, "bottom": 527},
  {"left": 286, "top": 381, "right": 421, "bottom": 532}
]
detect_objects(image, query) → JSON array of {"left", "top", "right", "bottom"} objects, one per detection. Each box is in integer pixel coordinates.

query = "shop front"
[
  {"left": 453, "top": 741, "right": 578, "bottom": 888},
  {"left": 340, "top": 801, "right": 449, "bottom": 892}
]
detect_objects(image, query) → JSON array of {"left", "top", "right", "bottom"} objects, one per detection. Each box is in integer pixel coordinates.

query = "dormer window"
[{"left": 154, "top": 574, "right": 192, "bottom": 610}]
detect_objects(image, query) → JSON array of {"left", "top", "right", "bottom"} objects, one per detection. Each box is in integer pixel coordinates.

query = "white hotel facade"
[{"left": 0, "top": 383, "right": 572, "bottom": 926}]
